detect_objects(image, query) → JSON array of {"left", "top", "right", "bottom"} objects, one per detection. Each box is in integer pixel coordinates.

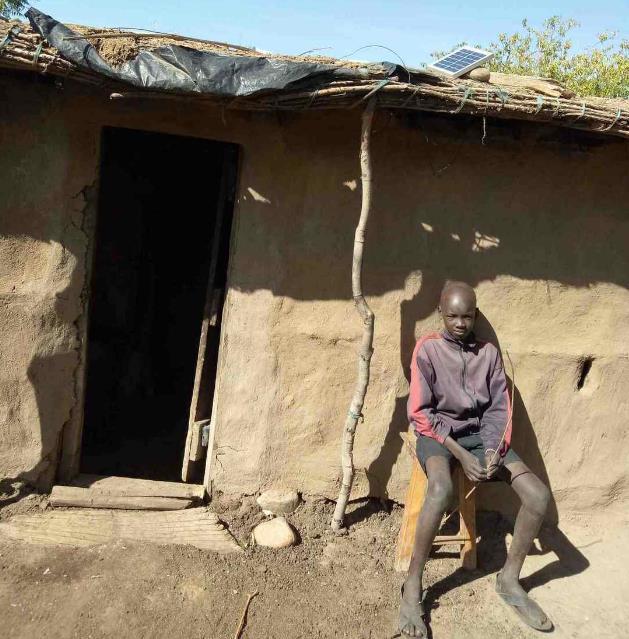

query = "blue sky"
[{"left": 31, "top": 1, "right": 627, "bottom": 66}]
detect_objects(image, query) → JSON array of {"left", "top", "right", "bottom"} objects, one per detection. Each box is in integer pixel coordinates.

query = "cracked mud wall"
[
  {"left": 1, "top": 72, "right": 628, "bottom": 521},
  {"left": 0, "top": 74, "right": 99, "bottom": 488}
]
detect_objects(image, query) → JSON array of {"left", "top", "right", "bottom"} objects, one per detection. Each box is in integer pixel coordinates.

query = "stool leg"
[
  {"left": 457, "top": 468, "right": 477, "bottom": 570},
  {"left": 395, "top": 457, "right": 427, "bottom": 572}
]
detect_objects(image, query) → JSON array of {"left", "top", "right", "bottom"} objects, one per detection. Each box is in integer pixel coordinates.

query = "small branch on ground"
[{"left": 233, "top": 590, "right": 259, "bottom": 639}]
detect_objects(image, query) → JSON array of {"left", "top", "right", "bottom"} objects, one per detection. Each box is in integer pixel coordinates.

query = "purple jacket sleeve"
[
  {"left": 480, "top": 347, "right": 512, "bottom": 456},
  {"left": 408, "top": 340, "right": 452, "bottom": 443}
]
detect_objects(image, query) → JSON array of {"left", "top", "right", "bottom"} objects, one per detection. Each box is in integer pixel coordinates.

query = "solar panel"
[{"left": 428, "top": 47, "right": 493, "bottom": 79}]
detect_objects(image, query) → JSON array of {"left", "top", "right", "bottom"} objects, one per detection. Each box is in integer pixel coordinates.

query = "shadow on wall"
[
  {"left": 229, "top": 112, "right": 627, "bottom": 520},
  {"left": 1, "top": 230, "right": 88, "bottom": 501},
  {"left": 362, "top": 291, "right": 561, "bottom": 522},
  {"left": 228, "top": 112, "right": 629, "bottom": 302},
  {"left": 1, "top": 306, "right": 83, "bottom": 502}
]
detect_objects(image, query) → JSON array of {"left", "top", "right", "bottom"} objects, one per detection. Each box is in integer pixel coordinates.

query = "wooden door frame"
[
  {"left": 57, "top": 130, "right": 241, "bottom": 487},
  {"left": 181, "top": 144, "right": 239, "bottom": 482},
  {"left": 57, "top": 181, "right": 99, "bottom": 483},
  {"left": 201, "top": 152, "right": 242, "bottom": 495}
]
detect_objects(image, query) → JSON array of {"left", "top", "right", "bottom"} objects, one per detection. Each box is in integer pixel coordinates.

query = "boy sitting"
[{"left": 399, "top": 281, "right": 552, "bottom": 636}]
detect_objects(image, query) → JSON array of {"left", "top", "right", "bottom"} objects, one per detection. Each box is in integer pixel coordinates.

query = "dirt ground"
[{"left": 0, "top": 488, "right": 627, "bottom": 639}]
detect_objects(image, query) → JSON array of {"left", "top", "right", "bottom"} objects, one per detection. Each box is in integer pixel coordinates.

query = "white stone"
[
  {"left": 252, "top": 517, "right": 297, "bottom": 548},
  {"left": 256, "top": 488, "right": 300, "bottom": 515}
]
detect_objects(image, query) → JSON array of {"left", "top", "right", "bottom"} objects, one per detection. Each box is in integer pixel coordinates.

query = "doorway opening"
[{"left": 80, "top": 127, "right": 238, "bottom": 482}]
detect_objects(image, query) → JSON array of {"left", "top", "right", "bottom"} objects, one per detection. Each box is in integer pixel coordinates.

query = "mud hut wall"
[
  {"left": 210, "top": 111, "right": 629, "bottom": 521},
  {"left": 1, "top": 73, "right": 628, "bottom": 520},
  {"left": 0, "top": 74, "right": 100, "bottom": 488}
]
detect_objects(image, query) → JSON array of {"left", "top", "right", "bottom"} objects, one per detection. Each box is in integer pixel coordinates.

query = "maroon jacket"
[{"left": 407, "top": 330, "right": 512, "bottom": 456}]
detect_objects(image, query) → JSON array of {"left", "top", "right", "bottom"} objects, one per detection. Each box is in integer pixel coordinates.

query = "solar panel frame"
[{"left": 427, "top": 46, "right": 494, "bottom": 79}]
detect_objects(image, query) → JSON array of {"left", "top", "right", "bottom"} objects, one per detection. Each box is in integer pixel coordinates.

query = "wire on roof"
[{"left": 338, "top": 44, "right": 411, "bottom": 83}]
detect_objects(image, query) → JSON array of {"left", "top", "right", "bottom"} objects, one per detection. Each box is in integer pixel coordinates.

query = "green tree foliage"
[
  {"left": 0, "top": 1, "right": 30, "bottom": 18},
  {"left": 433, "top": 17, "right": 628, "bottom": 98}
]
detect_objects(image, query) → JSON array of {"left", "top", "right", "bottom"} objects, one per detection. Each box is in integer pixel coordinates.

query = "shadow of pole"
[{"left": 363, "top": 275, "right": 445, "bottom": 501}]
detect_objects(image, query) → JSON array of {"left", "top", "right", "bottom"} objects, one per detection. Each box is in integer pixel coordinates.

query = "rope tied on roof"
[
  {"left": 0, "top": 25, "right": 21, "bottom": 52},
  {"left": 452, "top": 86, "right": 474, "bottom": 113},
  {"left": 307, "top": 88, "right": 320, "bottom": 108},
  {"left": 600, "top": 108, "right": 623, "bottom": 132},
  {"left": 493, "top": 87, "right": 510, "bottom": 108},
  {"left": 362, "top": 79, "right": 390, "bottom": 101},
  {"left": 534, "top": 96, "right": 545, "bottom": 115},
  {"left": 32, "top": 41, "right": 44, "bottom": 66},
  {"left": 347, "top": 79, "right": 390, "bottom": 109},
  {"left": 575, "top": 101, "right": 587, "bottom": 121},
  {"left": 400, "top": 85, "right": 421, "bottom": 108}
]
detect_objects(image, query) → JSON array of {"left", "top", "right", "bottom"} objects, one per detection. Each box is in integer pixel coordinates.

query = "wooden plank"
[
  {"left": 182, "top": 147, "right": 237, "bottom": 481},
  {"left": 395, "top": 430, "right": 478, "bottom": 571},
  {"left": 70, "top": 474, "right": 205, "bottom": 500},
  {"left": 433, "top": 535, "right": 468, "bottom": 545},
  {"left": 0, "top": 507, "right": 241, "bottom": 553},
  {"left": 456, "top": 466, "right": 477, "bottom": 570},
  {"left": 394, "top": 450, "right": 427, "bottom": 572},
  {"left": 50, "top": 486, "right": 192, "bottom": 511}
]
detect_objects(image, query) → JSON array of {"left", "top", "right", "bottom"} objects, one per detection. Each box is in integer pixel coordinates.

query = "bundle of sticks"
[
  {"left": 251, "top": 80, "right": 629, "bottom": 137},
  {"left": 1, "top": 22, "right": 627, "bottom": 138},
  {"left": 0, "top": 24, "right": 102, "bottom": 85}
]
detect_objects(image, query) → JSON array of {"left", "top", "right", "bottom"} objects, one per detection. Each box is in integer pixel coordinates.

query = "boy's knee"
[
  {"left": 426, "top": 477, "right": 453, "bottom": 508},
  {"left": 526, "top": 481, "right": 551, "bottom": 517}
]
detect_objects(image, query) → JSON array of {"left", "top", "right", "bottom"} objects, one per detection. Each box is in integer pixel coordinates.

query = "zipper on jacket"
[{"left": 458, "top": 345, "right": 478, "bottom": 421}]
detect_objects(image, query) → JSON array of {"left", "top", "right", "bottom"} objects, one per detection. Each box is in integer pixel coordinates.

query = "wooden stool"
[{"left": 395, "top": 431, "right": 477, "bottom": 572}]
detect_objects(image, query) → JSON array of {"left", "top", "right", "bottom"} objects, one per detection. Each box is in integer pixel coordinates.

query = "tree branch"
[{"left": 331, "top": 97, "right": 377, "bottom": 532}]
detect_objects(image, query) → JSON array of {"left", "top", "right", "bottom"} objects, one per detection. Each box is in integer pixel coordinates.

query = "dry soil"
[{"left": 0, "top": 488, "right": 627, "bottom": 639}]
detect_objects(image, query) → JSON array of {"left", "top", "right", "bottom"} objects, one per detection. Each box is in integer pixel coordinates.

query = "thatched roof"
[{"left": 1, "top": 13, "right": 628, "bottom": 139}]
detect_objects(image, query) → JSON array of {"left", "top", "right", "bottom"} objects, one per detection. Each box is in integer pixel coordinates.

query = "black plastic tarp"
[{"left": 27, "top": 8, "right": 401, "bottom": 97}]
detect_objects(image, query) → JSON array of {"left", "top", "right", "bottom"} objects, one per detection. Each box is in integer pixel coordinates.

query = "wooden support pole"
[{"left": 331, "top": 97, "right": 377, "bottom": 532}]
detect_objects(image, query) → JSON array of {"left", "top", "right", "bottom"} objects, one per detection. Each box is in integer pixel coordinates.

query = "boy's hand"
[
  {"left": 458, "top": 450, "right": 487, "bottom": 483},
  {"left": 485, "top": 450, "right": 503, "bottom": 479}
]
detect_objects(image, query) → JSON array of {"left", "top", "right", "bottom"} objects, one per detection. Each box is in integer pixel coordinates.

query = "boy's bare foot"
[
  {"left": 399, "top": 579, "right": 427, "bottom": 637},
  {"left": 496, "top": 572, "right": 553, "bottom": 632}
]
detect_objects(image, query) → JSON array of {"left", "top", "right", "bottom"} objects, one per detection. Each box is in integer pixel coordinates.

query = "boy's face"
[{"left": 439, "top": 290, "right": 477, "bottom": 341}]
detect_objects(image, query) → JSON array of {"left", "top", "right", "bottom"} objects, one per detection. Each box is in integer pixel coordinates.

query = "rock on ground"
[
  {"left": 256, "top": 488, "right": 300, "bottom": 515},
  {"left": 252, "top": 516, "right": 297, "bottom": 548}
]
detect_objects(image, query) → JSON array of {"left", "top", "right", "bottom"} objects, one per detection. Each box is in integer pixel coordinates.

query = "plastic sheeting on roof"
[{"left": 27, "top": 8, "right": 401, "bottom": 97}]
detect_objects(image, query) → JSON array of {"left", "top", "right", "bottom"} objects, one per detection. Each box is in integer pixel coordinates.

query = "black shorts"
[{"left": 416, "top": 430, "right": 521, "bottom": 478}]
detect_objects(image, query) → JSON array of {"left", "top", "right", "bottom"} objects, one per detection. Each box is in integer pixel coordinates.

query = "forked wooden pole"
[{"left": 331, "top": 98, "right": 377, "bottom": 532}]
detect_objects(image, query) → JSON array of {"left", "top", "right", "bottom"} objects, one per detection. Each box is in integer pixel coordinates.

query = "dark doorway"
[{"left": 81, "top": 127, "right": 238, "bottom": 482}]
